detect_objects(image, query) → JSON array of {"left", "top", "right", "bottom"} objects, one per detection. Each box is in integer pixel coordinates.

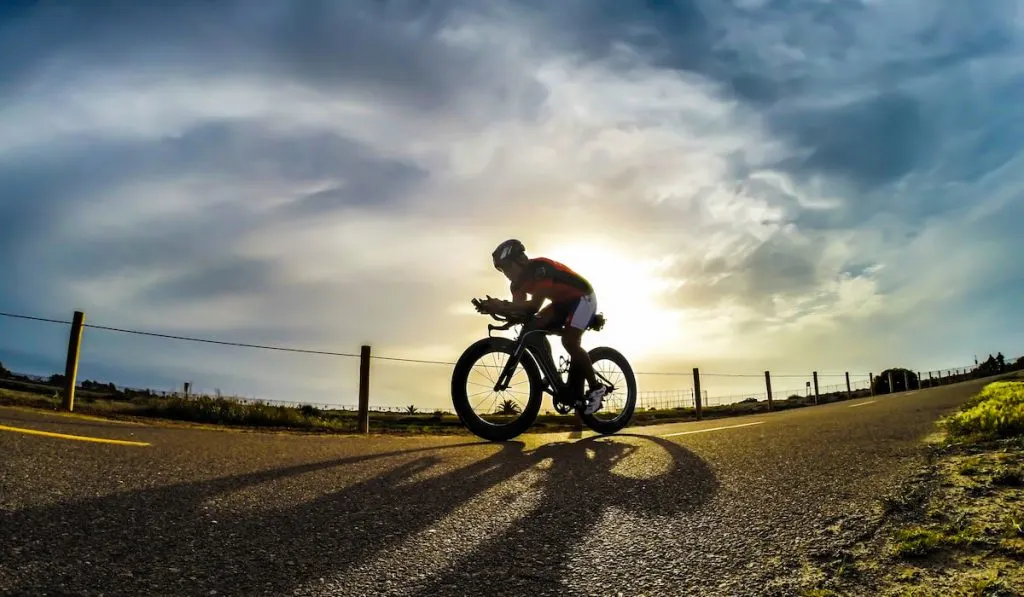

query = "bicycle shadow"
[
  {"left": 405, "top": 434, "right": 717, "bottom": 595},
  {"left": 2, "top": 434, "right": 717, "bottom": 595}
]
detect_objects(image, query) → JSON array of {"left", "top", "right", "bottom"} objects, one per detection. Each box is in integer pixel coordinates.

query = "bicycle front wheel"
[{"left": 451, "top": 337, "right": 544, "bottom": 441}]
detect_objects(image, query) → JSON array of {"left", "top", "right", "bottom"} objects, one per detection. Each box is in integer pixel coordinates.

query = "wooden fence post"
[
  {"left": 869, "top": 372, "right": 874, "bottom": 396},
  {"left": 903, "top": 370, "right": 909, "bottom": 392},
  {"left": 812, "top": 371, "right": 819, "bottom": 404},
  {"left": 693, "top": 368, "right": 702, "bottom": 421},
  {"left": 62, "top": 310, "right": 85, "bottom": 412},
  {"left": 888, "top": 371, "right": 894, "bottom": 394},
  {"left": 358, "top": 345, "right": 371, "bottom": 433},
  {"left": 764, "top": 370, "right": 773, "bottom": 411},
  {"left": 845, "top": 371, "right": 851, "bottom": 398}
]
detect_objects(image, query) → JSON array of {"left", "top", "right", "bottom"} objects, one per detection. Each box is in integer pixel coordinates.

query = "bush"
[
  {"left": 942, "top": 381, "right": 1024, "bottom": 441},
  {"left": 137, "top": 395, "right": 341, "bottom": 430}
]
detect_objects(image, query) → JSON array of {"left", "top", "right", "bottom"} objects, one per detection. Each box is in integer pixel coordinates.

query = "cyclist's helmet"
[{"left": 492, "top": 238, "right": 526, "bottom": 270}]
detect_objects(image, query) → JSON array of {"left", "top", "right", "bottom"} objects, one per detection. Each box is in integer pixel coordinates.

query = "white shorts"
[{"left": 564, "top": 293, "right": 597, "bottom": 330}]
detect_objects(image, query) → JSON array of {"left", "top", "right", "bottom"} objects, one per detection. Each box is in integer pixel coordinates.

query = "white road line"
[
  {"left": 660, "top": 421, "right": 764, "bottom": 437},
  {"left": 848, "top": 400, "right": 877, "bottom": 408}
]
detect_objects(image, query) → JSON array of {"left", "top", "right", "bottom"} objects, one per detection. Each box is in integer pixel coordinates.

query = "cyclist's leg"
[
  {"left": 532, "top": 302, "right": 557, "bottom": 330},
  {"left": 560, "top": 294, "right": 602, "bottom": 400}
]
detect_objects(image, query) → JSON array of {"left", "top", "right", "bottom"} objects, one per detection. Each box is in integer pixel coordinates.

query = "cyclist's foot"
[{"left": 583, "top": 385, "right": 607, "bottom": 415}]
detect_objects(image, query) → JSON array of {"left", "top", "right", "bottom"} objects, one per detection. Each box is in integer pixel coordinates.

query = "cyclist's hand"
[{"left": 472, "top": 296, "right": 501, "bottom": 314}]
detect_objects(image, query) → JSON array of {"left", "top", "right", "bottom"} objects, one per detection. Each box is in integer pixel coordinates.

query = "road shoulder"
[{"left": 793, "top": 380, "right": 1024, "bottom": 596}]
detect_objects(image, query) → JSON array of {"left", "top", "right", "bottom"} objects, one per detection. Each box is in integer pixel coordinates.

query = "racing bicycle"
[{"left": 450, "top": 298, "right": 637, "bottom": 441}]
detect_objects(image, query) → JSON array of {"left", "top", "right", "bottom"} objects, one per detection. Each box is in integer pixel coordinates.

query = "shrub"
[{"left": 942, "top": 381, "right": 1024, "bottom": 441}]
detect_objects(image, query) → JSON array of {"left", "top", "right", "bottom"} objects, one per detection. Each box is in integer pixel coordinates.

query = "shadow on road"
[{"left": 2, "top": 434, "right": 717, "bottom": 594}]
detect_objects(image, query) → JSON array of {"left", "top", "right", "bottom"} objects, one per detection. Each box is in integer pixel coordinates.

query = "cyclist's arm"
[
  {"left": 509, "top": 286, "right": 543, "bottom": 315},
  {"left": 489, "top": 284, "right": 541, "bottom": 317}
]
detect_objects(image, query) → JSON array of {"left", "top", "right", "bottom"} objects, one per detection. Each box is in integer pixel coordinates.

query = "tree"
[
  {"left": 872, "top": 368, "right": 919, "bottom": 395},
  {"left": 0, "top": 361, "right": 9, "bottom": 378},
  {"left": 976, "top": 354, "right": 1001, "bottom": 376}
]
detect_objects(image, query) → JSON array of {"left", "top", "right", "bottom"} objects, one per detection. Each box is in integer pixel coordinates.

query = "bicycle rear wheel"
[{"left": 578, "top": 346, "right": 637, "bottom": 434}]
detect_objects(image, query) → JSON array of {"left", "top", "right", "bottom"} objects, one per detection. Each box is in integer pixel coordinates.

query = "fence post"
[
  {"left": 845, "top": 371, "right": 851, "bottom": 398},
  {"left": 903, "top": 370, "right": 908, "bottom": 392},
  {"left": 887, "top": 371, "right": 893, "bottom": 394},
  {"left": 692, "top": 368, "right": 702, "bottom": 421},
  {"left": 764, "top": 370, "right": 773, "bottom": 411},
  {"left": 358, "top": 345, "right": 371, "bottom": 434},
  {"left": 916, "top": 371, "right": 921, "bottom": 390},
  {"left": 812, "top": 371, "right": 819, "bottom": 404},
  {"left": 869, "top": 372, "right": 874, "bottom": 396},
  {"left": 62, "top": 310, "right": 85, "bottom": 412}
]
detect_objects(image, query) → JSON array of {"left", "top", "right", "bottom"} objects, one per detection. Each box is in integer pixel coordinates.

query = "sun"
[{"left": 539, "top": 241, "right": 687, "bottom": 363}]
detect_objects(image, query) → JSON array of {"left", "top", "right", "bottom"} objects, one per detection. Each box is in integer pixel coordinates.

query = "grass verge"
[
  {"left": 796, "top": 378, "right": 1024, "bottom": 596},
  {"left": 1, "top": 381, "right": 868, "bottom": 435}
]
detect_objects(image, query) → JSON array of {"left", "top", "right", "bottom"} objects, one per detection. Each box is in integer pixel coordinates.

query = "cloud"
[{"left": 2, "top": 1, "right": 1023, "bottom": 407}]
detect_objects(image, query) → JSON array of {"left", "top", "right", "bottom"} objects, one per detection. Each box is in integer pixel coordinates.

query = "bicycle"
[{"left": 450, "top": 297, "right": 638, "bottom": 441}]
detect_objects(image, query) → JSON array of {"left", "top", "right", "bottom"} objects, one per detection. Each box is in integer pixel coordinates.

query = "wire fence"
[{"left": 0, "top": 310, "right": 1018, "bottom": 416}]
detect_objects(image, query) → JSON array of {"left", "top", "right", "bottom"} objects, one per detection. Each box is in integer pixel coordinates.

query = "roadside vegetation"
[
  {"left": 1, "top": 377, "right": 870, "bottom": 435},
  {"left": 1, "top": 357, "right": 1019, "bottom": 435},
  {"left": 797, "top": 376, "right": 1024, "bottom": 596}
]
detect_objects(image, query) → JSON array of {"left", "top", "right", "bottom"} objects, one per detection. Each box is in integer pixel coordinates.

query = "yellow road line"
[
  {"left": 0, "top": 424, "right": 151, "bottom": 446},
  {"left": 660, "top": 421, "right": 765, "bottom": 437}
]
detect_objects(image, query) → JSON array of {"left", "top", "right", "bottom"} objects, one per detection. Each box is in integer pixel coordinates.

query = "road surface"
[{"left": 0, "top": 378, "right": 996, "bottom": 596}]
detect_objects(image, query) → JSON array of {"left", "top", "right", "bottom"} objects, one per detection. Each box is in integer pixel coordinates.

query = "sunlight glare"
[{"left": 541, "top": 241, "right": 687, "bottom": 362}]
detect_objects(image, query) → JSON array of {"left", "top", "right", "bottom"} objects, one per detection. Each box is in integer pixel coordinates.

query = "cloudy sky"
[{"left": 1, "top": 0, "right": 1022, "bottom": 409}]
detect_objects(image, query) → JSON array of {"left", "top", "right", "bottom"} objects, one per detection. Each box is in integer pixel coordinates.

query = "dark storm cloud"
[
  {"left": 138, "top": 257, "right": 279, "bottom": 304},
  {"left": 775, "top": 92, "right": 931, "bottom": 190},
  {"left": 0, "top": 1, "right": 487, "bottom": 110},
  {"left": 669, "top": 230, "right": 822, "bottom": 312},
  {"left": 0, "top": 119, "right": 428, "bottom": 312}
]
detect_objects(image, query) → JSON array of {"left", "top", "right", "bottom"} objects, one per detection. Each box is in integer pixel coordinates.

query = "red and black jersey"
[{"left": 511, "top": 257, "right": 593, "bottom": 304}]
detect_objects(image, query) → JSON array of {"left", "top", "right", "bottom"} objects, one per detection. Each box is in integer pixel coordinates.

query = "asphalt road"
[{"left": 0, "top": 377, "right": 998, "bottom": 596}]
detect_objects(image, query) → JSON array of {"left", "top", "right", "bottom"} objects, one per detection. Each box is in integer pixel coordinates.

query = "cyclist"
[{"left": 475, "top": 239, "right": 607, "bottom": 415}]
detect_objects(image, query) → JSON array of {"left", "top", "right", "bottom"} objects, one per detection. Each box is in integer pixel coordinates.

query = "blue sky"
[{"left": 1, "top": 1, "right": 1022, "bottom": 408}]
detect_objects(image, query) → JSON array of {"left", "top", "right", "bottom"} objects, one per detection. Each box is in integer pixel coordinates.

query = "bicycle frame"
[
  {"left": 476, "top": 302, "right": 615, "bottom": 403},
  {"left": 491, "top": 321, "right": 565, "bottom": 397},
  {"left": 493, "top": 324, "right": 568, "bottom": 398}
]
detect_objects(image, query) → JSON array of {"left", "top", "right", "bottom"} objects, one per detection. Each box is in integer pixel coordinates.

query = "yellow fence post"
[{"left": 62, "top": 310, "right": 85, "bottom": 412}]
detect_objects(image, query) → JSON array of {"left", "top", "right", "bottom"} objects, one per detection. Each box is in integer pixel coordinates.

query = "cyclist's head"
[{"left": 492, "top": 238, "right": 527, "bottom": 279}]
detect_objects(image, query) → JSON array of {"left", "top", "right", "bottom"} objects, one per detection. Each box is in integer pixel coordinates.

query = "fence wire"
[{"left": 0, "top": 310, "right": 1015, "bottom": 411}]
